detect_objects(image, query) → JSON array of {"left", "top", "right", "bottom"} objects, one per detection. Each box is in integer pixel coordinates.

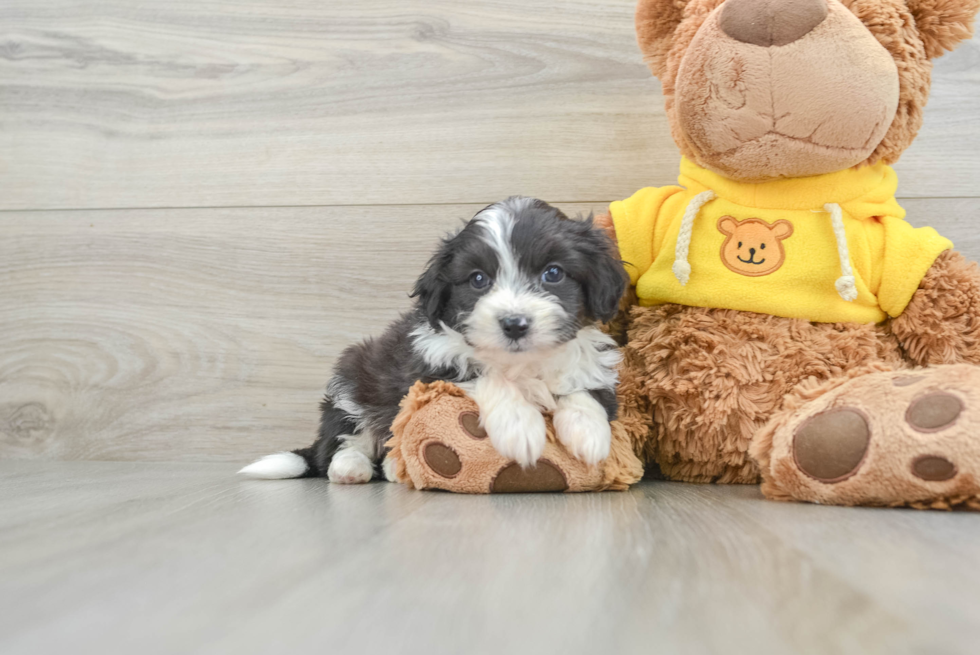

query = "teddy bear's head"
[{"left": 636, "top": 0, "right": 978, "bottom": 181}]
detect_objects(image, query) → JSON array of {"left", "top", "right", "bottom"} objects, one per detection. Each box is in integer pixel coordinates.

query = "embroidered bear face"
[{"left": 717, "top": 216, "right": 793, "bottom": 277}]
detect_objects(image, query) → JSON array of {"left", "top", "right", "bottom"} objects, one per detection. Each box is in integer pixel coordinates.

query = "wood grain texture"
[
  {"left": 0, "top": 203, "right": 599, "bottom": 461},
  {"left": 0, "top": 0, "right": 977, "bottom": 210},
  {"left": 2, "top": 462, "right": 979, "bottom": 655},
  {"left": 0, "top": 198, "right": 976, "bottom": 462},
  {"left": 1, "top": 0, "right": 979, "bottom": 463}
]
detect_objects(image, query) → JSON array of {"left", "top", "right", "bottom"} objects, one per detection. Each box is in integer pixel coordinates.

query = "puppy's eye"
[
  {"left": 541, "top": 265, "right": 564, "bottom": 284},
  {"left": 469, "top": 271, "right": 492, "bottom": 290}
]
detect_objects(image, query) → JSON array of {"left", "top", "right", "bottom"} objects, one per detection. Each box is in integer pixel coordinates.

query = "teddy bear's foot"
[
  {"left": 386, "top": 381, "right": 643, "bottom": 493},
  {"left": 755, "top": 365, "right": 980, "bottom": 509}
]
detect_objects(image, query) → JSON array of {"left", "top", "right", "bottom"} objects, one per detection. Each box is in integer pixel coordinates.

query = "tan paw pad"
[
  {"left": 906, "top": 392, "right": 962, "bottom": 432},
  {"left": 793, "top": 408, "right": 870, "bottom": 482},
  {"left": 911, "top": 455, "right": 957, "bottom": 482},
  {"left": 458, "top": 411, "right": 487, "bottom": 439},
  {"left": 422, "top": 442, "right": 462, "bottom": 478},
  {"left": 490, "top": 460, "right": 569, "bottom": 493}
]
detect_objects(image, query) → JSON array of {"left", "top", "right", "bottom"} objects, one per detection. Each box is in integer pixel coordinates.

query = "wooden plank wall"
[{"left": 1, "top": 1, "right": 978, "bottom": 461}]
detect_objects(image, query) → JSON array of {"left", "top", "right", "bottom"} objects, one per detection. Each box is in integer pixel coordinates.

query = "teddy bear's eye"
[
  {"left": 738, "top": 242, "right": 742, "bottom": 249},
  {"left": 761, "top": 243, "right": 766, "bottom": 250}
]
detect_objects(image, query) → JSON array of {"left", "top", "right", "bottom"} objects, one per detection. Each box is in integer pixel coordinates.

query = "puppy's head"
[{"left": 412, "top": 197, "right": 627, "bottom": 355}]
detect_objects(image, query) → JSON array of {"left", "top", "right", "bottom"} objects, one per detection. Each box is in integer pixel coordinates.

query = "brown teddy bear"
[
  {"left": 597, "top": 0, "right": 980, "bottom": 508},
  {"left": 387, "top": 0, "right": 980, "bottom": 505}
]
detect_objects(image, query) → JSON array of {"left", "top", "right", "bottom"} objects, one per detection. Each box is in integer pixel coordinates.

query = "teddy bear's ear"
[
  {"left": 636, "top": 0, "right": 690, "bottom": 77},
  {"left": 906, "top": 0, "right": 979, "bottom": 59}
]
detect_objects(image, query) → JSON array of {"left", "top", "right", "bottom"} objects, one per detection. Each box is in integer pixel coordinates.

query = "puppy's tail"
[{"left": 238, "top": 447, "right": 317, "bottom": 479}]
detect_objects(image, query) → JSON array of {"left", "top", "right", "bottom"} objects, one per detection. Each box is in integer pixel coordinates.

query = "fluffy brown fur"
[
  {"left": 892, "top": 250, "right": 980, "bottom": 366},
  {"left": 620, "top": 305, "right": 904, "bottom": 483},
  {"left": 908, "top": 0, "right": 980, "bottom": 58}
]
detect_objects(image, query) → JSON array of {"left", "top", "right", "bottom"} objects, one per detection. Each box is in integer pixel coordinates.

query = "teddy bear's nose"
[{"left": 720, "top": 0, "right": 828, "bottom": 47}]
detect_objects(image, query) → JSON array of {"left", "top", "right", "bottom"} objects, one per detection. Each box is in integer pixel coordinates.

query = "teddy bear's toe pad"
[
  {"left": 911, "top": 455, "right": 957, "bottom": 481},
  {"left": 459, "top": 411, "right": 487, "bottom": 439},
  {"left": 766, "top": 364, "right": 980, "bottom": 508},
  {"left": 793, "top": 408, "right": 870, "bottom": 482},
  {"left": 906, "top": 392, "right": 962, "bottom": 432},
  {"left": 422, "top": 442, "right": 462, "bottom": 478},
  {"left": 491, "top": 460, "right": 569, "bottom": 493}
]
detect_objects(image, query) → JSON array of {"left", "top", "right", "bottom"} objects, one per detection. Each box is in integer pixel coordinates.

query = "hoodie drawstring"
[
  {"left": 825, "top": 202, "right": 858, "bottom": 302},
  {"left": 672, "top": 190, "right": 716, "bottom": 286}
]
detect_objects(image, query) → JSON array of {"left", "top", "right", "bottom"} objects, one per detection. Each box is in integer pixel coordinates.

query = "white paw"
[
  {"left": 554, "top": 394, "right": 611, "bottom": 465},
  {"left": 382, "top": 456, "right": 399, "bottom": 482},
  {"left": 484, "top": 402, "right": 547, "bottom": 468},
  {"left": 327, "top": 449, "right": 374, "bottom": 484}
]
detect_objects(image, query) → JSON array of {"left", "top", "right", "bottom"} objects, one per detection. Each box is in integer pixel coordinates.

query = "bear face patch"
[{"left": 717, "top": 216, "right": 793, "bottom": 277}]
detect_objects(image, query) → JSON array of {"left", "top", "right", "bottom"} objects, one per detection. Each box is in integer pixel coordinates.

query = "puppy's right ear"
[
  {"left": 411, "top": 246, "right": 453, "bottom": 330},
  {"left": 636, "top": 0, "right": 691, "bottom": 78},
  {"left": 578, "top": 217, "right": 630, "bottom": 323}
]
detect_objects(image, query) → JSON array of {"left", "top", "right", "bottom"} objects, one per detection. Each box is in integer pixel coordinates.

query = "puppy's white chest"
[{"left": 474, "top": 326, "right": 621, "bottom": 408}]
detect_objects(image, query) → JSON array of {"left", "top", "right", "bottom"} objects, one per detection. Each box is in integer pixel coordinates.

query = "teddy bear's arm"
[{"left": 891, "top": 250, "right": 980, "bottom": 366}]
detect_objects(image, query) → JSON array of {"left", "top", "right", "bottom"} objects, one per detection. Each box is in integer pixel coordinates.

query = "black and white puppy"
[{"left": 239, "top": 197, "right": 628, "bottom": 483}]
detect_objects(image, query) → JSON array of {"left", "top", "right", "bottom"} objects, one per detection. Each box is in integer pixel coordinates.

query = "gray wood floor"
[{"left": 2, "top": 460, "right": 980, "bottom": 655}]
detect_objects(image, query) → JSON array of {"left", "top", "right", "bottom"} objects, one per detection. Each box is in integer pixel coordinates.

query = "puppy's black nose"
[{"left": 500, "top": 315, "right": 530, "bottom": 340}]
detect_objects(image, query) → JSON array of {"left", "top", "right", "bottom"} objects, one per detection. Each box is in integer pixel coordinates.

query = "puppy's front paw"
[
  {"left": 554, "top": 392, "right": 611, "bottom": 465},
  {"left": 328, "top": 449, "right": 374, "bottom": 484},
  {"left": 483, "top": 403, "right": 547, "bottom": 468}
]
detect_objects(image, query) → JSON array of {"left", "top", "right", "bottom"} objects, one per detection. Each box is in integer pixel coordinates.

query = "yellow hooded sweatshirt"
[{"left": 610, "top": 158, "right": 952, "bottom": 324}]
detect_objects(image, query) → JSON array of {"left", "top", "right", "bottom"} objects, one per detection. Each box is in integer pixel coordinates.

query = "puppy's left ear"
[
  {"left": 411, "top": 247, "right": 453, "bottom": 330},
  {"left": 579, "top": 217, "right": 629, "bottom": 323}
]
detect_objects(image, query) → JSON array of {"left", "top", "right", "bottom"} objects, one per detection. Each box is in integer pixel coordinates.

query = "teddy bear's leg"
[
  {"left": 388, "top": 384, "right": 581, "bottom": 493},
  {"left": 628, "top": 304, "right": 902, "bottom": 484},
  {"left": 752, "top": 364, "right": 980, "bottom": 509},
  {"left": 891, "top": 251, "right": 980, "bottom": 366},
  {"left": 386, "top": 381, "right": 641, "bottom": 493}
]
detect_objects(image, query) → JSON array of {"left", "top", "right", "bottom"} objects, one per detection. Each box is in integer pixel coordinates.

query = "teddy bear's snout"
[{"left": 720, "top": 0, "right": 828, "bottom": 47}]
